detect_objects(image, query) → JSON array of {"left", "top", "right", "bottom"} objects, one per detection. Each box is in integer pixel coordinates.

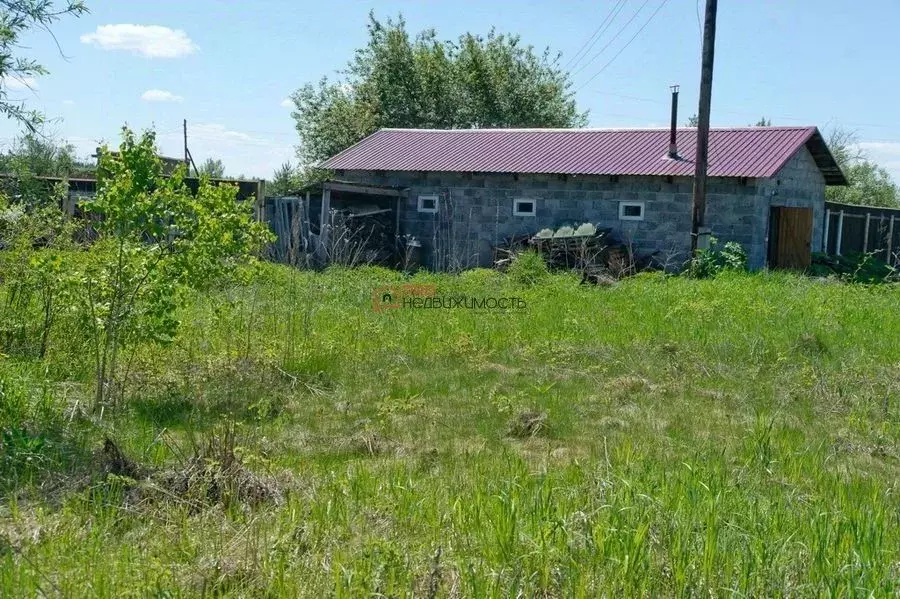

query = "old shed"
[{"left": 306, "top": 126, "right": 848, "bottom": 270}]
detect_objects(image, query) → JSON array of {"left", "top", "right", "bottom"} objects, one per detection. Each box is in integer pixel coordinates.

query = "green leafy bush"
[
  {"left": 508, "top": 250, "right": 549, "bottom": 286},
  {"left": 809, "top": 252, "right": 897, "bottom": 283},
  {"left": 0, "top": 193, "right": 78, "bottom": 359},
  {"left": 78, "top": 127, "right": 274, "bottom": 408},
  {"left": 687, "top": 237, "right": 748, "bottom": 278}
]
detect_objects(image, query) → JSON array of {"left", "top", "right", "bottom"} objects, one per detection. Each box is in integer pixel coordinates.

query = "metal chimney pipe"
[{"left": 668, "top": 84, "right": 680, "bottom": 158}]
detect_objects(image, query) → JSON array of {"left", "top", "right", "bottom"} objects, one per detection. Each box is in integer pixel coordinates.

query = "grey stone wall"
[{"left": 336, "top": 145, "right": 825, "bottom": 270}]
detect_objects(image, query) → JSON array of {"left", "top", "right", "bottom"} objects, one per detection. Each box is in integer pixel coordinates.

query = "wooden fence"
[
  {"left": 823, "top": 202, "right": 900, "bottom": 265},
  {"left": 263, "top": 195, "right": 315, "bottom": 265}
]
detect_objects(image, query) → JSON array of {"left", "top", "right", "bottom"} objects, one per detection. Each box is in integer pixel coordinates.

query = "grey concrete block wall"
[
  {"left": 336, "top": 145, "right": 826, "bottom": 271},
  {"left": 757, "top": 146, "right": 827, "bottom": 261}
]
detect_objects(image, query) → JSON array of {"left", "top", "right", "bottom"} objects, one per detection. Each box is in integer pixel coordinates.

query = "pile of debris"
[
  {"left": 494, "top": 223, "right": 646, "bottom": 281},
  {"left": 99, "top": 428, "right": 283, "bottom": 512}
]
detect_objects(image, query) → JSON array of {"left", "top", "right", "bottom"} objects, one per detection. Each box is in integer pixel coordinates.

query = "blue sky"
[{"left": 2, "top": 0, "right": 899, "bottom": 181}]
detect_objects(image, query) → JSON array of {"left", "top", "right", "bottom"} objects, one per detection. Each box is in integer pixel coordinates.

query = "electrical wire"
[
  {"left": 589, "top": 91, "right": 900, "bottom": 136},
  {"left": 576, "top": 0, "right": 671, "bottom": 91},
  {"left": 571, "top": 0, "right": 655, "bottom": 77},
  {"left": 563, "top": 0, "right": 629, "bottom": 72}
]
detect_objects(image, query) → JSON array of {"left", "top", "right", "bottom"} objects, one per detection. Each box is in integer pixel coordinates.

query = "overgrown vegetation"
[
  {"left": 0, "top": 127, "right": 271, "bottom": 413},
  {"left": 825, "top": 127, "right": 900, "bottom": 208},
  {"left": 1, "top": 259, "right": 898, "bottom": 595},
  {"left": 687, "top": 236, "right": 749, "bottom": 278},
  {"left": 810, "top": 251, "right": 898, "bottom": 283}
]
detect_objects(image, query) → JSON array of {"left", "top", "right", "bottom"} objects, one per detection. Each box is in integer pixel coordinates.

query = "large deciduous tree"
[
  {"left": 290, "top": 13, "right": 587, "bottom": 165},
  {"left": 198, "top": 158, "right": 226, "bottom": 178},
  {"left": 826, "top": 128, "right": 899, "bottom": 208},
  {"left": 0, "top": 1, "right": 88, "bottom": 131}
]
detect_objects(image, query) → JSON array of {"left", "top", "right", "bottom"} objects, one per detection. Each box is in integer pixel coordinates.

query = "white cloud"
[
  {"left": 280, "top": 98, "right": 292, "bottom": 108},
  {"left": 62, "top": 99, "right": 75, "bottom": 106},
  {"left": 2, "top": 76, "right": 38, "bottom": 90},
  {"left": 157, "top": 123, "right": 295, "bottom": 178},
  {"left": 80, "top": 24, "right": 197, "bottom": 58},
  {"left": 141, "top": 89, "right": 183, "bottom": 103},
  {"left": 190, "top": 123, "right": 257, "bottom": 144}
]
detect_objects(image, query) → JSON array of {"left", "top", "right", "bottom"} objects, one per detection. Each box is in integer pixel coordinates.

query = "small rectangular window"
[
  {"left": 618, "top": 201, "right": 645, "bottom": 221},
  {"left": 513, "top": 198, "right": 536, "bottom": 216},
  {"left": 417, "top": 195, "right": 439, "bottom": 213}
]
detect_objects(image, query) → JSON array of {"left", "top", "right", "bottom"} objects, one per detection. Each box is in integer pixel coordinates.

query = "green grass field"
[{"left": 1, "top": 264, "right": 898, "bottom": 596}]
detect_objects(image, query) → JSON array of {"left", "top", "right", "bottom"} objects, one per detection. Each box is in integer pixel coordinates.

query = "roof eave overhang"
[{"left": 804, "top": 129, "right": 849, "bottom": 186}]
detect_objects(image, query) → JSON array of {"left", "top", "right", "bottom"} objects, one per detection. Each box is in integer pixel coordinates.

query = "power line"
[
  {"left": 576, "top": 0, "right": 672, "bottom": 91},
  {"left": 590, "top": 91, "right": 900, "bottom": 134},
  {"left": 572, "top": 0, "right": 655, "bottom": 77},
  {"left": 563, "top": 0, "right": 629, "bottom": 72}
]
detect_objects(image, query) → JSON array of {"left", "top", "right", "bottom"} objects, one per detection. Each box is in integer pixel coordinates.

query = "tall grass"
[{"left": 0, "top": 264, "right": 897, "bottom": 596}]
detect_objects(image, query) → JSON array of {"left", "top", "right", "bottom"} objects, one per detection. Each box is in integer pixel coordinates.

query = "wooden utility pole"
[
  {"left": 690, "top": 0, "right": 718, "bottom": 253},
  {"left": 182, "top": 118, "right": 199, "bottom": 176}
]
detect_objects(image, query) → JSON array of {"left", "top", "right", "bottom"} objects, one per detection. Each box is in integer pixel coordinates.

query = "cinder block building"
[{"left": 310, "top": 126, "right": 846, "bottom": 270}]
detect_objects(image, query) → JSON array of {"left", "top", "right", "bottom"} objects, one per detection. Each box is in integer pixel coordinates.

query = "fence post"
[
  {"left": 836, "top": 210, "right": 844, "bottom": 256},
  {"left": 256, "top": 180, "right": 266, "bottom": 222},
  {"left": 823, "top": 208, "right": 831, "bottom": 253},
  {"left": 863, "top": 212, "right": 871, "bottom": 253},
  {"left": 889, "top": 215, "right": 895, "bottom": 266},
  {"left": 319, "top": 187, "right": 331, "bottom": 257}
]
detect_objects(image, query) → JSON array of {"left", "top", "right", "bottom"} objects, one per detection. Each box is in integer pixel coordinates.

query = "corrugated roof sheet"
[{"left": 319, "top": 126, "right": 847, "bottom": 185}]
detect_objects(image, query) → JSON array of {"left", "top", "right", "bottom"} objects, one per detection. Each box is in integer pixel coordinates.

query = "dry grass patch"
[{"left": 507, "top": 409, "right": 548, "bottom": 438}]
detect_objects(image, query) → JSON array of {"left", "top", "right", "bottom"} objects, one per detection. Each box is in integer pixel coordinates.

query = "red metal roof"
[{"left": 319, "top": 126, "right": 846, "bottom": 184}]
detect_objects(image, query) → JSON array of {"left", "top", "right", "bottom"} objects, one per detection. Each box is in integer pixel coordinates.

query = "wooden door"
[{"left": 770, "top": 207, "right": 812, "bottom": 269}]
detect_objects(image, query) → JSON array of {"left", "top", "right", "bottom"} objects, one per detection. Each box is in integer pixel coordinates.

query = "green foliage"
[
  {"left": 0, "top": 134, "right": 93, "bottom": 208},
  {"left": 0, "top": 1, "right": 88, "bottom": 131},
  {"left": 197, "top": 157, "right": 225, "bottom": 178},
  {"left": 828, "top": 161, "right": 899, "bottom": 207},
  {"left": 507, "top": 249, "right": 549, "bottom": 286},
  {"left": 687, "top": 237, "right": 748, "bottom": 278},
  {"left": 810, "top": 252, "right": 897, "bottom": 283},
  {"left": 80, "top": 127, "right": 273, "bottom": 407},
  {"left": 268, "top": 161, "right": 300, "bottom": 196},
  {"left": 825, "top": 127, "right": 900, "bottom": 208},
  {"left": 290, "top": 12, "right": 587, "bottom": 164},
  {"left": 0, "top": 133, "right": 93, "bottom": 177},
  {"left": 0, "top": 192, "right": 77, "bottom": 358},
  {"left": 1, "top": 267, "right": 899, "bottom": 594}
]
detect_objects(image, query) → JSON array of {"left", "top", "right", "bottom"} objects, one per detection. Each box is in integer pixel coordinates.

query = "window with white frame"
[
  {"left": 513, "top": 198, "right": 537, "bottom": 216},
  {"left": 417, "top": 195, "right": 439, "bottom": 213},
  {"left": 618, "top": 201, "right": 645, "bottom": 221}
]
